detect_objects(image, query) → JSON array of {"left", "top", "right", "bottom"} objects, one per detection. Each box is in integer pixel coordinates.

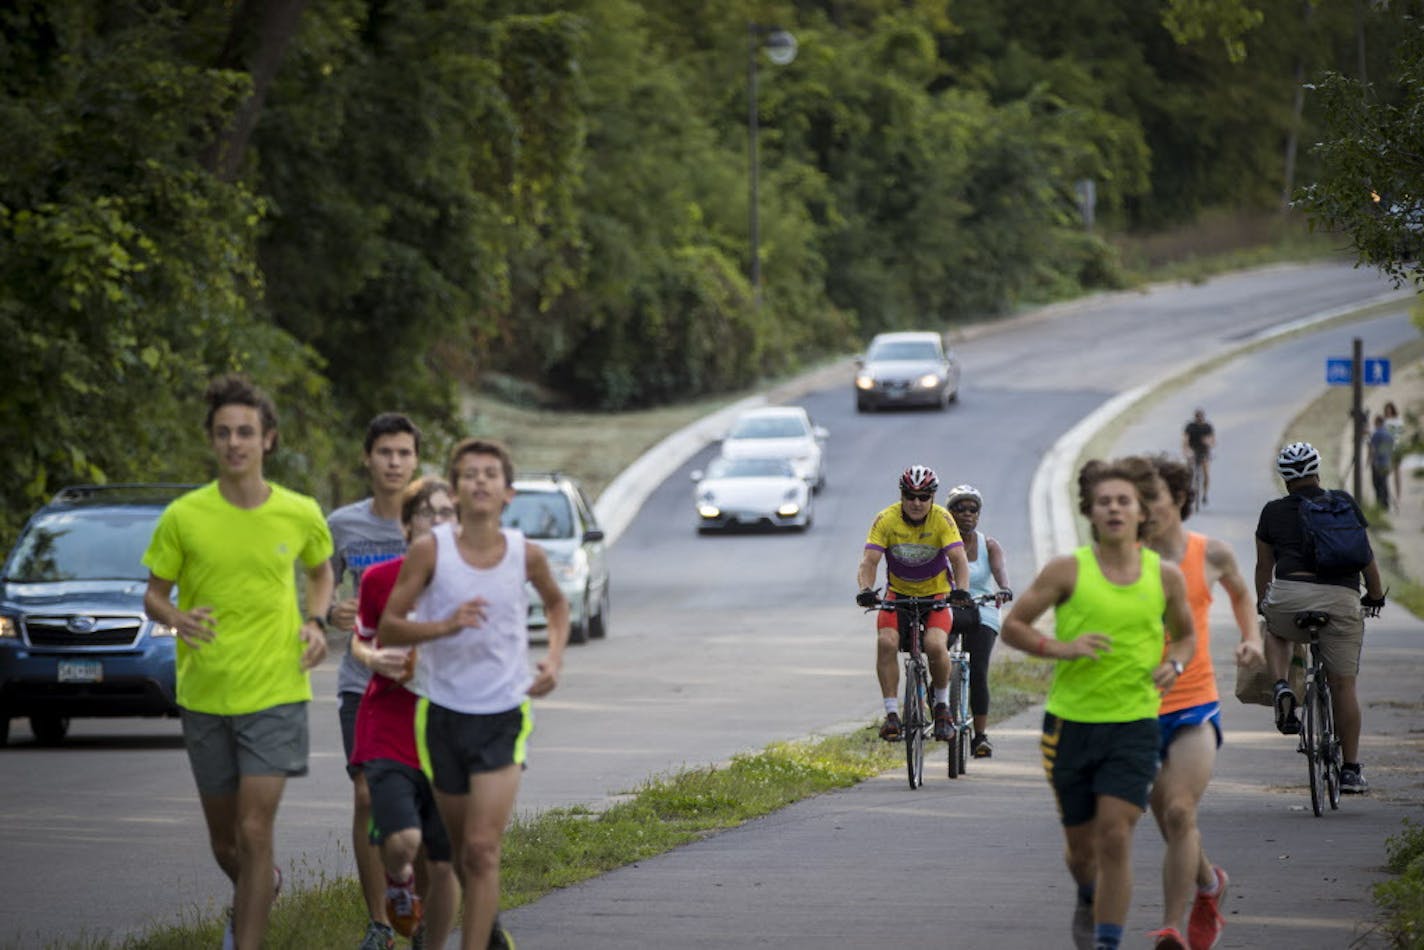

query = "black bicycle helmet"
[
  {"left": 899, "top": 465, "right": 939, "bottom": 494},
  {"left": 1276, "top": 441, "right": 1321, "bottom": 480}
]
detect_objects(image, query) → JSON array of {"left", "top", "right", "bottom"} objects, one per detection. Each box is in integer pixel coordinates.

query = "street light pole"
[{"left": 747, "top": 25, "right": 796, "bottom": 310}]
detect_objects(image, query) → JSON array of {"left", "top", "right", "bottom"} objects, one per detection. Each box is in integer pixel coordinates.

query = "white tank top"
[
  {"left": 412, "top": 523, "right": 531, "bottom": 713},
  {"left": 964, "top": 530, "right": 1001, "bottom": 631}
]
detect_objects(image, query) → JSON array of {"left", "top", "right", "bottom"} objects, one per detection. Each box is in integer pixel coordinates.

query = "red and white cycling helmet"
[
  {"left": 899, "top": 465, "right": 939, "bottom": 495},
  {"left": 1276, "top": 441, "right": 1320, "bottom": 480}
]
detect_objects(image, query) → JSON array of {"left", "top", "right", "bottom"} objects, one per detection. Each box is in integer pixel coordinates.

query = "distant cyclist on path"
[
  {"left": 1001, "top": 457, "right": 1194, "bottom": 950},
  {"left": 1142, "top": 455, "right": 1264, "bottom": 950},
  {"left": 1182, "top": 408, "right": 1215, "bottom": 507},
  {"left": 856, "top": 465, "right": 972, "bottom": 744}
]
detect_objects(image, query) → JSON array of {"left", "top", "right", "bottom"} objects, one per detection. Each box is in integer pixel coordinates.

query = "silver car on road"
[{"left": 854, "top": 330, "right": 961, "bottom": 411}]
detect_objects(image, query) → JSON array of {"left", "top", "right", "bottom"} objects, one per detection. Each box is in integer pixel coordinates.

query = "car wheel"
[
  {"left": 589, "top": 588, "right": 609, "bottom": 639},
  {"left": 856, "top": 395, "right": 873, "bottom": 413},
  {"left": 0, "top": 717, "right": 9, "bottom": 748},
  {"left": 30, "top": 714, "right": 69, "bottom": 746},
  {"left": 947, "top": 385, "right": 959, "bottom": 404},
  {"left": 568, "top": 592, "right": 590, "bottom": 645}
]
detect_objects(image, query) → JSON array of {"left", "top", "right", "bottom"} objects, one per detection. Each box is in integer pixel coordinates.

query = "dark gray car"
[{"left": 854, "top": 331, "right": 961, "bottom": 411}]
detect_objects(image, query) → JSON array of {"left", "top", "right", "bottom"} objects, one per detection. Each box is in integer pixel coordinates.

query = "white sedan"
[
  {"left": 718, "top": 406, "right": 828, "bottom": 491},
  {"left": 691, "top": 457, "right": 814, "bottom": 533}
]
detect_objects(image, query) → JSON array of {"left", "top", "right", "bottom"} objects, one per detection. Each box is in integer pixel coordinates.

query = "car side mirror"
[
  {"left": 582, "top": 528, "right": 605, "bottom": 543},
  {"left": 853, "top": 355, "right": 865, "bottom": 369},
  {"left": 813, "top": 426, "right": 829, "bottom": 440},
  {"left": 690, "top": 470, "right": 704, "bottom": 482}
]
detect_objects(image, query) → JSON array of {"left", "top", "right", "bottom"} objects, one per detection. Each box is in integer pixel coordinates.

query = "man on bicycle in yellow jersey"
[
  {"left": 1182, "top": 409, "right": 1215, "bottom": 507},
  {"left": 856, "top": 465, "right": 972, "bottom": 744}
]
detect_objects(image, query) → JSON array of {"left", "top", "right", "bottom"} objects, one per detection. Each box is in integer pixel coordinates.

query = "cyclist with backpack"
[{"left": 1254, "top": 442, "right": 1386, "bottom": 794}]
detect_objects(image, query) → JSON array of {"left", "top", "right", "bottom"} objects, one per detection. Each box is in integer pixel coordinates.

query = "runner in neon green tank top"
[{"left": 1002, "top": 457, "right": 1194, "bottom": 950}]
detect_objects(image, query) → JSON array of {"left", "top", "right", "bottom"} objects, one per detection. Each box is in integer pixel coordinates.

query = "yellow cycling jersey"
[{"left": 864, "top": 503, "right": 964, "bottom": 597}]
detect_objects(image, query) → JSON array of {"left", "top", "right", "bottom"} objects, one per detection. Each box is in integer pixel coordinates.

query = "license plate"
[{"left": 58, "top": 659, "right": 103, "bottom": 683}]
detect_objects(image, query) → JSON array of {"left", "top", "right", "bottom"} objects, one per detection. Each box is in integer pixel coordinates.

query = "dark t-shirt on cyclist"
[
  {"left": 1255, "top": 485, "right": 1368, "bottom": 591},
  {"left": 1184, "top": 420, "right": 1214, "bottom": 456}
]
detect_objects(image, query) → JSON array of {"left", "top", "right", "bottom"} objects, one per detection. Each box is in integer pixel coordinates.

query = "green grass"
[
  {"left": 1373, "top": 818, "right": 1424, "bottom": 948},
  {"left": 19, "top": 658, "right": 1051, "bottom": 949}
]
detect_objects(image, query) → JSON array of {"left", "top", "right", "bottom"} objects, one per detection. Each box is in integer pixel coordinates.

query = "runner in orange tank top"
[{"left": 1143, "top": 455, "right": 1264, "bottom": 950}]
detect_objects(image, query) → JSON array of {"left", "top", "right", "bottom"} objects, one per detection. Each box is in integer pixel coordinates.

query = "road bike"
[
  {"left": 870, "top": 594, "right": 945, "bottom": 789},
  {"left": 944, "top": 591, "right": 1013, "bottom": 779},
  {"left": 1189, "top": 452, "right": 1208, "bottom": 512},
  {"left": 1293, "top": 610, "right": 1340, "bottom": 816}
]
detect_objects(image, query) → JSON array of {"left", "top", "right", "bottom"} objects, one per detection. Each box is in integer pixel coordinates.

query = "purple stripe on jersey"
[
  {"left": 890, "top": 552, "right": 950, "bottom": 582},
  {"left": 865, "top": 543, "right": 887, "bottom": 553}
]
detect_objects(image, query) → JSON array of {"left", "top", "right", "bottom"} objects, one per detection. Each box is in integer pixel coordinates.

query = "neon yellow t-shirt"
[
  {"left": 143, "top": 482, "right": 333, "bottom": 715},
  {"left": 864, "top": 503, "right": 964, "bottom": 597},
  {"left": 1047, "top": 546, "right": 1166, "bottom": 723}
]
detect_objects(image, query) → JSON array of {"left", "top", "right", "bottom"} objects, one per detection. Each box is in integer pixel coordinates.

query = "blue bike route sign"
[{"left": 1326, "top": 357, "right": 1391, "bottom": 386}]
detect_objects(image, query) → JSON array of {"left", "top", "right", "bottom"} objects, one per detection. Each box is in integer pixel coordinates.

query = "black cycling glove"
[
  {"left": 948, "top": 589, "right": 973, "bottom": 607},
  {"left": 856, "top": 587, "right": 880, "bottom": 608},
  {"left": 1360, "top": 591, "right": 1387, "bottom": 617}
]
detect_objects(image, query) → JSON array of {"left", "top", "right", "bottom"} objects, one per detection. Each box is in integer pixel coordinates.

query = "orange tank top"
[{"left": 1160, "top": 532, "right": 1218, "bottom": 713}]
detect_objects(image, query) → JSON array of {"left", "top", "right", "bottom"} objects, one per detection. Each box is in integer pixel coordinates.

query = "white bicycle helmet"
[
  {"left": 944, "top": 484, "right": 983, "bottom": 508},
  {"left": 1276, "top": 441, "right": 1321, "bottom": 480},
  {"left": 899, "top": 465, "right": 939, "bottom": 494}
]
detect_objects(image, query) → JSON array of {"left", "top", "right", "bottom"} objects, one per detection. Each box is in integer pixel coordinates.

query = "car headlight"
[
  {"left": 550, "top": 550, "right": 587, "bottom": 583},
  {"left": 777, "top": 501, "right": 802, "bottom": 517},
  {"left": 918, "top": 373, "right": 942, "bottom": 389},
  {"left": 698, "top": 503, "right": 721, "bottom": 519},
  {"left": 855, "top": 375, "right": 875, "bottom": 390},
  {"left": 149, "top": 622, "right": 177, "bottom": 638},
  {"left": 0, "top": 616, "right": 16, "bottom": 639}
]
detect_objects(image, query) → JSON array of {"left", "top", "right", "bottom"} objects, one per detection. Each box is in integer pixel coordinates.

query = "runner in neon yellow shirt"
[{"left": 142, "top": 375, "right": 333, "bottom": 950}]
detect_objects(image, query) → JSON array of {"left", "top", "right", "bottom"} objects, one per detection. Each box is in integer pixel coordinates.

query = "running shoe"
[
  {"left": 879, "top": 712, "right": 902, "bottom": 741},
  {"left": 1272, "top": 681, "right": 1300, "bottom": 735},
  {"left": 385, "top": 886, "right": 423, "bottom": 938},
  {"left": 933, "top": 703, "right": 952, "bottom": 742},
  {"left": 1070, "top": 900, "right": 1094, "bottom": 950},
  {"left": 1340, "top": 766, "right": 1370, "bottom": 794},
  {"left": 1149, "top": 927, "right": 1188, "bottom": 949},
  {"left": 490, "top": 917, "right": 516, "bottom": 949},
  {"left": 1188, "top": 865, "right": 1228, "bottom": 950},
  {"left": 358, "top": 920, "right": 396, "bottom": 950},
  {"left": 971, "top": 734, "right": 993, "bottom": 758}
]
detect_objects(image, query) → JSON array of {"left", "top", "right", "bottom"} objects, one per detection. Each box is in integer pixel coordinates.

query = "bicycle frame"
[{"left": 876, "top": 595, "right": 943, "bottom": 790}]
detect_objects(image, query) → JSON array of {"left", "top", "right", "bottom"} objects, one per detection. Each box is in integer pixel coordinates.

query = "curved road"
[{"left": 0, "top": 262, "right": 1405, "bottom": 945}]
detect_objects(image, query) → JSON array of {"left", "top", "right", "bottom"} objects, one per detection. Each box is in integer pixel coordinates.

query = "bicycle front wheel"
[
  {"left": 1304, "top": 682, "right": 1326, "bottom": 817},
  {"left": 1322, "top": 684, "right": 1342, "bottom": 810},
  {"left": 903, "top": 662, "right": 926, "bottom": 789}
]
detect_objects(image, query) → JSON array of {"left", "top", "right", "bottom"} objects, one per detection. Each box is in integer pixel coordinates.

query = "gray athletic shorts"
[
  {"left": 181, "top": 702, "right": 309, "bottom": 796},
  {"left": 1261, "top": 578, "right": 1365, "bottom": 677}
]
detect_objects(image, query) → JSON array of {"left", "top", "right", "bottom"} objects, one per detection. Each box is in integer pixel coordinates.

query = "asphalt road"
[{"left": 0, "top": 261, "right": 1405, "bottom": 946}]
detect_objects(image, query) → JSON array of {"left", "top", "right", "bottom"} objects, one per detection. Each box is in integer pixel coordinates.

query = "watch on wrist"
[
  {"left": 1170, "top": 659, "right": 1184, "bottom": 676},
  {"left": 306, "top": 614, "right": 328, "bottom": 633}
]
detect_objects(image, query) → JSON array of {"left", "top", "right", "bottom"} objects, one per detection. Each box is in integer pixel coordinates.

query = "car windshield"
[
  {"left": 727, "top": 415, "right": 808, "bottom": 440},
  {"left": 868, "top": 341, "right": 940, "bottom": 362},
  {"left": 502, "top": 491, "right": 574, "bottom": 540},
  {"left": 707, "top": 457, "right": 795, "bottom": 479},
  {"left": 4, "top": 508, "right": 160, "bottom": 582}
]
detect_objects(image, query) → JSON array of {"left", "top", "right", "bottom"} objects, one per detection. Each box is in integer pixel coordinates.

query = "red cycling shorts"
[{"left": 876, "top": 589, "right": 952, "bottom": 635}]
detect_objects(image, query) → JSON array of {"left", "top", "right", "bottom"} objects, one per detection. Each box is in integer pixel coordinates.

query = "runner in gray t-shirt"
[{"left": 327, "top": 413, "right": 421, "bottom": 947}]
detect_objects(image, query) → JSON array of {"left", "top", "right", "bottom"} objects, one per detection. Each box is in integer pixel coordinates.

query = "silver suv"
[{"left": 501, "top": 473, "right": 609, "bottom": 645}]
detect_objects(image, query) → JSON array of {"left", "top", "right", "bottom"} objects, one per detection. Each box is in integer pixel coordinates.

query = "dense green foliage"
[{"left": 2, "top": 0, "right": 1420, "bottom": 538}]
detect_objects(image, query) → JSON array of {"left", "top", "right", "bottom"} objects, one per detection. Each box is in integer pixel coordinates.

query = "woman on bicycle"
[
  {"left": 1001, "top": 456, "right": 1194, "bottom": 950},
  {"left": 1142, "top": 455, "right": 1263, "bottom": 950},
  {"left": 943, "top": 485, "right": 1012, "bottom": 758}
]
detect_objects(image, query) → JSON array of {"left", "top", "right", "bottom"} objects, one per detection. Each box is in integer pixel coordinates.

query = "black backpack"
[{"left": 1298, "top": 490, "right": 1373, "bottom": 575}]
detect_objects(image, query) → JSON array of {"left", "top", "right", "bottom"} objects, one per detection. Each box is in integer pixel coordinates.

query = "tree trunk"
[{"left": 201, "top": 0, "right": 311, "bottom": 182}]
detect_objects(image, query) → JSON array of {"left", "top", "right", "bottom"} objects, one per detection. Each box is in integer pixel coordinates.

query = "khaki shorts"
[{"left": 1261, "top": 578, "right": 1365, "bottom": 677}]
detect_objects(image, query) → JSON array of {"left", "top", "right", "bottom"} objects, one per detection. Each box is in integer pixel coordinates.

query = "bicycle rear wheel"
[
  {"left": 1304, "top": 681, "right": 1326, "bottom": 817},
  {"left": 903, "top": 661, "right": 926, "bottom": 789}
]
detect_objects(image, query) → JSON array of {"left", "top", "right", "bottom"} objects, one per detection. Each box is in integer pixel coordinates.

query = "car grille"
[{"left": 24, "top": 615, "right": 144, "bottom": 648}]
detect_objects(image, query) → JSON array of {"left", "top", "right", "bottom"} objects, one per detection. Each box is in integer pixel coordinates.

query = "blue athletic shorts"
[{"left": 1159, "top": 701, "right": 1222, "bottom": 760}]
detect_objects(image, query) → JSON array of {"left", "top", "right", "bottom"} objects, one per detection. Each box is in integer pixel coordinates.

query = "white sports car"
[{"left": 691, "top": 456, "right": 814, "bottom": 533}]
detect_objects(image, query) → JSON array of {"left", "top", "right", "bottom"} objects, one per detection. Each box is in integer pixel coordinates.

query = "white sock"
[
  {"left": 1198, "top": 874, "right": 1220, "bottom": 896},
  {"left": 883, "top": 697, "right": 898, "bottom": 715},
  {"left": 934, "top": 688, "right": 949, "bottom": 706}
]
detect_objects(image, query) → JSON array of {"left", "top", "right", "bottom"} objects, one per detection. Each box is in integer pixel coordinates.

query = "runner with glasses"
[
  {"left": 942, "top": 485, "right": 1012, "bottom": 758},
  {"left": 856, "top": 465, "right": 971, "bottom": 744}
]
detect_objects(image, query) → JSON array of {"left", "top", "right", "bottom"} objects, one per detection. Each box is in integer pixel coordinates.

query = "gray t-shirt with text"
[{"left": 328, "top": 498, "right": 406, "bottom": 696}]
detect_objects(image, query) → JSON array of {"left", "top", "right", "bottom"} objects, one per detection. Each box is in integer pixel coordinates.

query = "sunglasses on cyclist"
[
  {"left": 901, "top": 491, "right": 934, "bottom": 502},
  {"left": 950, "top": 504, "right": 980, "bottom": 514}
]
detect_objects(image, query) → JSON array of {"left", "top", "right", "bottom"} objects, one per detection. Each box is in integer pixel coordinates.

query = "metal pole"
[
  {"left": 748, "top": 23, "right": 760, "bottom": 308},
  {"left": 1352, "top": 336, "right": 1365, "bottom": 499}
]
